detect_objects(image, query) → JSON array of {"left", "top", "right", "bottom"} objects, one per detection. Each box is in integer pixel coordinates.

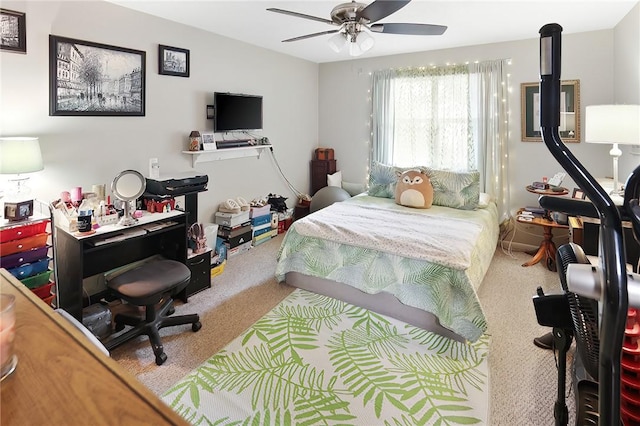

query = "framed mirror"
[{"left": 111, "top": 170, "right": 145, "bottom": 226}]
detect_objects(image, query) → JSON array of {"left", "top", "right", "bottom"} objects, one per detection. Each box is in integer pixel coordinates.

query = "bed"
[{"left": 275, "top": 193, "right": 499, "bottom": 343}]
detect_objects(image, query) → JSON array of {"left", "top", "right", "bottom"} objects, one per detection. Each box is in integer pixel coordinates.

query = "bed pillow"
[
  {"left": 394, "top": 169, "right": 433, "bottom": 209},
  {"left": 425, "top": 168, "right": 480, "bottom": 210},
  {"left": 368, "top": 161, "right": 425, "bottom": 198},
  {"left": 478, "top": 192, "right": 491, "bottom": 208},
  {"left": 342, "top": 181, "right": 366, "bottom": 196},
  {"left": 327, "top": 171, "right": 342, "bottom": 187}
]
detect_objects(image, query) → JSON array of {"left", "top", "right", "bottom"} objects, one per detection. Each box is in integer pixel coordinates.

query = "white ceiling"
[{"left": 109, "top": 0, "right": 638, "bottom": 63}]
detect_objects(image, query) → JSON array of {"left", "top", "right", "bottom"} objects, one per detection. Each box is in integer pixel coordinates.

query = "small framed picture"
[
  {"left": 201, "top": 132, "right": 216, "bottom": 151},
  {"left": 572, "top": 188, "right": 586, "bottom": 200},
  {"left": 158, "top": 45, "right": 189, "bottom": 77},
  {"left": 1, "top": 9, "right": 27, "bottom": 53}
]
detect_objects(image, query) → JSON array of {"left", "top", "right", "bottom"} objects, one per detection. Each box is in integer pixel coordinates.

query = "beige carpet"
[{"left": 112, "top": 236, "right": 576, "bottom": 425}]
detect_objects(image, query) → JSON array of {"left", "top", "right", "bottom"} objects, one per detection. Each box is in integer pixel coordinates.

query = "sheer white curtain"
[
  {"left": 371, "top": 69, "right": 396, "bottom": 165},
  {"left": 371, "top": 66, "right": 471, "bottom": 169},
  {"left": 371, "top": 60, "right": 511, "bottom": 220},
  {"left": 393, "top": 66, "right": 471, "bottom": 169},
  {"left": 469, "top": 59, "right": 510, "bottom": 220}
]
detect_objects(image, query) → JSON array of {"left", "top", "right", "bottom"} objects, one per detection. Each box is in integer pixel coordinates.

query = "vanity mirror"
[{"left": 111, "top": 170, "right": 145, "bottom": 226}]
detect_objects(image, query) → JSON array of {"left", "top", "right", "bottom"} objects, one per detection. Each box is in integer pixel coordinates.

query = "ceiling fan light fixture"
[
  {"left": 357, "top": 30, "right": 375, "bottom": 52},
  {"left": 328, "top": 31, "right": 347, "bottom": 53}
]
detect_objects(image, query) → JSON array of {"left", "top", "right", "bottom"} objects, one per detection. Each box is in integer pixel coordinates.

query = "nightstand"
[
  {"left": 294, "top": 203, "right": 310, "bottom": 221},
  {"left": 517, "top": 208, "right": 568, "bottom": 271}
]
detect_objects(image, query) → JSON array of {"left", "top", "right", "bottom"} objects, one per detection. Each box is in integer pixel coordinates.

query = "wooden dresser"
[
  {"left": 0, "top": 268, "right": 186, "bottom": 425},
  {"left": 310, "top": 159, "right": 337, "bottom": 196}
]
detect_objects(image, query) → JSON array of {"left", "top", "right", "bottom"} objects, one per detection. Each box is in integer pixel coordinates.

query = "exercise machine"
[{"left": 532, "top": 23, "right": 640, "bottom": 425}]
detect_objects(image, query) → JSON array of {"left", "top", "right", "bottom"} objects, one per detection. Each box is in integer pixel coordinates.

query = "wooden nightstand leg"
[
  {"left": 522, "top": 225, "right": 558, "bottom": 270},
  {"left": 522, "top": 243, "right": 546, "bottom": 267}
]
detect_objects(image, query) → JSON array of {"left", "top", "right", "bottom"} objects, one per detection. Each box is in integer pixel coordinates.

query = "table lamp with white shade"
[
  {"left": 585, "top": 105, "right": 640, "bottom": 195},
  {"left": 0, "top": 137, "right": 44, "bottom": 220}
]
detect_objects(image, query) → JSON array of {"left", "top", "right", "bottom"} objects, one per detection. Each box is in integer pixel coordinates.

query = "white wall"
[
  {"left": 615, "top": 2, "right": 640, "bottom": 176},
  {"left": 0, "top": 1, "right": 319, "bottom": 223}
]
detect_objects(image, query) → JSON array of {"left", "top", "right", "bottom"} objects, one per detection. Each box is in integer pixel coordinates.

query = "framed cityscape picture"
[
  {"left": 0, "top": 9, "right": 26, "bottom": 53},
  {"left": 49, "top": 35, "right": 146, "bottom": 116},
  {"left": 158, "top": 44, "right": 189, "bottom": 77}
]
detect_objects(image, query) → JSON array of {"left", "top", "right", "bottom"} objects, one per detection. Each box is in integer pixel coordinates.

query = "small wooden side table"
[
  {"left": 525, "top": 185, "right": 569, "bottom": 196},
  {"left": 517, "top": 208, "right": 569, "bottom": 271}
]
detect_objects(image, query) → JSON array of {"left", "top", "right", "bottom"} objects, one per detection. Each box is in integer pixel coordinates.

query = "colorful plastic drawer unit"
[
  {"left": 0, "top": 246, "right": 50, "bottom": 269},
  {"left": 32, "top": 281, "right": 54, "bottom": 299},
  {"left": 21, "top": 270, "right": 52, "bottom": 289},
  {"left": 0, "top": 220, "right": 49, "bottom": 242},
  {"left": 0, "top": 233, "right": 49, "bottom": 257},
  {"left": 7, "top": 257, "right": 50, "bottom": 280}
]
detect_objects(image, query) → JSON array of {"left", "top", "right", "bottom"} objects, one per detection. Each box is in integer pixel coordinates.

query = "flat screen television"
[{"left": 213, "top": 92, "right": 263, "bottom": 132}]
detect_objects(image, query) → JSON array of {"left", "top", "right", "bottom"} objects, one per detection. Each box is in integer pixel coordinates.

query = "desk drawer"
[{"left": 185, "top": 251, "right": 211, "bottom": 298}]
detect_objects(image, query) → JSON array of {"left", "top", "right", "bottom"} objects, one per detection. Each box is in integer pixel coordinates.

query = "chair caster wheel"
[
  {"left": 167, "top": 306, "right": 175, "bottom": 316},
  {"left": 155, "top": 352, "right": 167, "bottom": 365},
  {"left": 192, "top": 321, "right": 202, "bottom": 332},
  {"left": 115, "top": 322, "right": 125, "bottom": 332}
]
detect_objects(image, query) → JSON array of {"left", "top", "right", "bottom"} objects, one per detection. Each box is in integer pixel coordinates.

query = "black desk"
[{"left": 54, "top": 211, "right": 187, "bottom": 320}]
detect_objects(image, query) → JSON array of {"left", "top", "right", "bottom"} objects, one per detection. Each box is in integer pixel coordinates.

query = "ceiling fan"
[{"left": 267, "top": 0, "right": 447, "bottom": 56}]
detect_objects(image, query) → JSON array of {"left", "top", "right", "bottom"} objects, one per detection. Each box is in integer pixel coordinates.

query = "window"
[
  {"left": 392, "top": 69, "right": 473, "bottom": 170},
  {"left": 372, "top": 59, "right": 511, "bottom": 220}
]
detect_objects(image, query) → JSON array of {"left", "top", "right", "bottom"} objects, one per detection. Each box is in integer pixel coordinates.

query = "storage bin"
[
  {"left": 0, "top": 233, "right": 49, "bottom": 256},
  {"left": 0, "top": 219, "right": 49, "bottom": 242},
  {"left": 0, "top": 245, "right": 50, "bottom": 269},
  {"left": 32, "top": 281, "right": 54, "bottom": 299},
  {"left": 21, "top": 270, "right": 52, "bottom": 289},
  {"left": 7, "top": 257, "right": 50, "bottom": 279}
]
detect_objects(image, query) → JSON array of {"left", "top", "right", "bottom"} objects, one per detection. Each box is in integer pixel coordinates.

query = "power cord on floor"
[{"left": 268, "top": 147, "right": 310, "bottom": 202}]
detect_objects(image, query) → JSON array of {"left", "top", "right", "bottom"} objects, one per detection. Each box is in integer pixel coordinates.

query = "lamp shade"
[
  {"left": 0, "top": 137, "right": 44, "bottom": 175},
  {"left": 328, "top": 32, "right": 347, "bottom": 53},
  {"left": 585, "top": 105, "right": 640, "bottom": 145}
]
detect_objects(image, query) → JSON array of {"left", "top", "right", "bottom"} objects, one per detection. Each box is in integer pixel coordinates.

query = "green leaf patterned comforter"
[
  {"left": 275, "top": 196, "right": 499, "bottom": 342},
  {"left": 163, "top": 290, "right": 489, "bottom": 425}
]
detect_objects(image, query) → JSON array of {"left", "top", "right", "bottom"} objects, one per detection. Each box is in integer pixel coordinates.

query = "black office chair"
[{"left": 104, "top": 259, "right": 201, "bottom": 365}]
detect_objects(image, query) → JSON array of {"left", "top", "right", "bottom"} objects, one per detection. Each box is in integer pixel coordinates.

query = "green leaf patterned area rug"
[{"left": 162, "top": 289, "right": 489, "bottom": 425}]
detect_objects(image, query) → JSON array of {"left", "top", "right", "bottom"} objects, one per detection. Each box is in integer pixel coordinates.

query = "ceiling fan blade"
[
  {"left": 267, "top": 8, "right": 336, "bottom": 26},
  {"left": 357, "top": 0, "right": 411, "bottom": 23},
  {"left": 370, "top": 23, "right": 447, "bottom": 35},
  {"left": 282, "top": 29, "right": 340, "bottom": 43}
]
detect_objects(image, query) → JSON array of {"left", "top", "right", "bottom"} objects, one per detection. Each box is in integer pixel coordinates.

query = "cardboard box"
[
  {"left": 252, "top": 225, "right": 273, "bottom": 238},
  {"left": 278, "top": 217, "right": 293, "bottom": 234},
  {"left": 223, "top": 228, "right": 252, "bottom": 249},
  {"left": 217, "top": 223, "right": 252, "bottom": 239},
  {"left": 250, "top": 214, "right": 272, "bottom": 227},
  {"left": 227, "top": 241, "right": 252, "bottom": 258},
  {"left": 249, "top": 204, "right": 271, "bottom": 218},
  {"left": 210, "top": 260, "right": 226, "bottom": 278},
  {"left": 214, "top": 210, "right": 250, "bottom": 227},
  {"left": 253, "top": 229, "right": 277, "bottom": 246}
]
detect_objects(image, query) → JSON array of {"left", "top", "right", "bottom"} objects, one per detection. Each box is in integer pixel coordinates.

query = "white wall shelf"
[{"left": 182, "top": 145, "right": 272, "bottom": 167}]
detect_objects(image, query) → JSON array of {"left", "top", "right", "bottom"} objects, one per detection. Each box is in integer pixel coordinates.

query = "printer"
[{"left": 145, "top": 172, "right": 208, "bottom": 197}]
